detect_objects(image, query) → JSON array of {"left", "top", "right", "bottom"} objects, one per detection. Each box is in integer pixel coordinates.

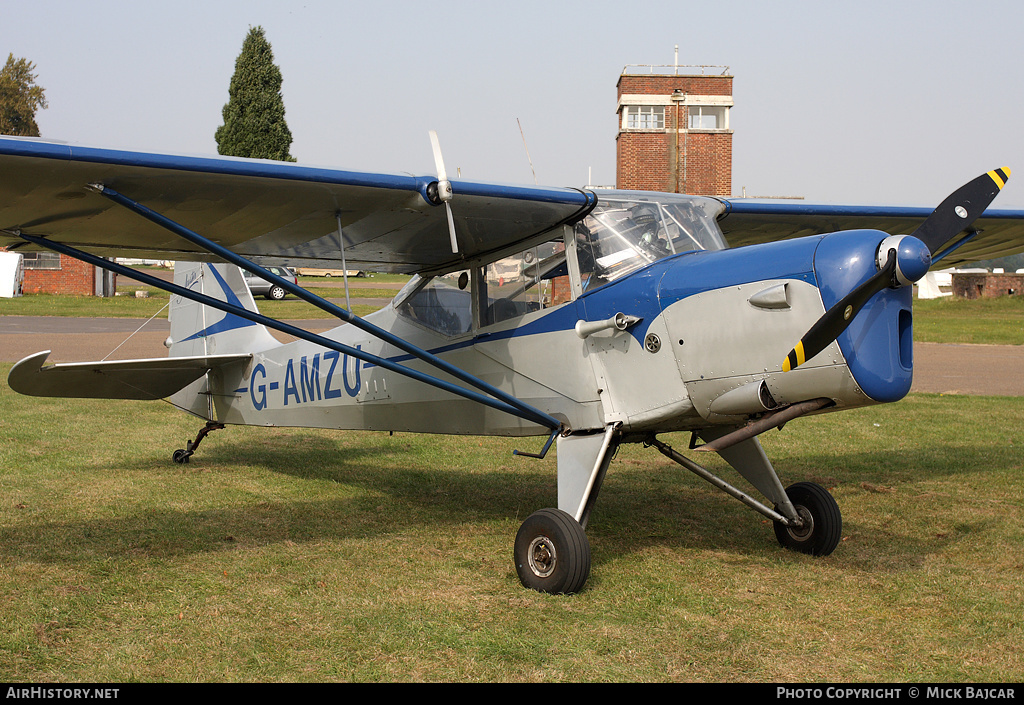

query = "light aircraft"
[{"left": 2, "top": 134, "right": 1024, "bottom": 594}]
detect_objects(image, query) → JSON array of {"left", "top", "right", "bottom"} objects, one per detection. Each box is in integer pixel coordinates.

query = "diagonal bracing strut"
[{"left": 14, "top": 183, "right": 566, "bottom": 439}]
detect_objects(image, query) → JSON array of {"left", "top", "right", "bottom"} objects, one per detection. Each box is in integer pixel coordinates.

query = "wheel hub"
[
  {"left": 527, "top": 535, "right": 556, "bottom": 578},
  {"left": 785, "top": 505, "right": 815, "bottom": 542}
]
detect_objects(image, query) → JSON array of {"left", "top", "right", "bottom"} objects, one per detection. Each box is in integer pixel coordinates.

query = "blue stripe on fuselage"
[
  {"left": 365, "top": 236, "right": 824, "bottom": 368},
  {"left": 259, "top": 232, "right": 909, "bottom": 408},
  {"left": 587, "top": 237, "right": 821, "bottom": 344}
]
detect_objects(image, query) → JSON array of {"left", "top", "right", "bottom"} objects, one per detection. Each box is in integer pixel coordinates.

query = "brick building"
[
  {"left": 18, "top": 252, "right": 115, "bottom": 296},
  {"left": 616, "top": 64, "right": 733, "bottom": 196},
  {"left": 951, "top": 272, "right": 1024, "bottom": 299}
]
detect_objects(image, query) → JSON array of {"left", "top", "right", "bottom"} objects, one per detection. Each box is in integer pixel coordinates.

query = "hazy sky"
[{"left": 4, "top": 0, "right": 1023, "bottom": 208}]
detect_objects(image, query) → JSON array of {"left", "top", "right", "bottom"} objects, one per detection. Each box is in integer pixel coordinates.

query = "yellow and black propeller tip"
[{"left": 912, "top": 167, "right": 1011, "bottom": 255}]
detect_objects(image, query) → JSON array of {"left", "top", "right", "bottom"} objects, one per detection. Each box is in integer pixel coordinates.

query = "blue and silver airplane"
[{"left": 2, "top": 134, "right": 1022, "bottom": 593}]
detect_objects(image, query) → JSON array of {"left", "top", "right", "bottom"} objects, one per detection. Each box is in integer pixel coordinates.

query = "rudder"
[{"left": 168, "top": 262, "right": 279, "bottom": 358}]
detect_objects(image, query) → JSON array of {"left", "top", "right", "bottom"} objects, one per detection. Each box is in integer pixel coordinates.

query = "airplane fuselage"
[{"left": 174, "top": 224, "right": 913, "bottom": 440}]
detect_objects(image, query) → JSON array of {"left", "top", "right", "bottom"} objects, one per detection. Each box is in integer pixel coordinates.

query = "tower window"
[
  {"left": 624, "top": 105, "right": 665, "bottom": 130},
  {"left": 688, "top": 105, "right": 727, "bottom": 130}
]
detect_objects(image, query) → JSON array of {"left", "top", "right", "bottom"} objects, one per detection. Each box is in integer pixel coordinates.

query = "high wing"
[
  {"left": 717, "top": 193, "right": 1024, "bottom": 268},
  {"left": 0, "top": 137, "right": 596, "bottom": 275},
  {"left": 4, "top": 135, "right": 1024, "bottom": 272}
]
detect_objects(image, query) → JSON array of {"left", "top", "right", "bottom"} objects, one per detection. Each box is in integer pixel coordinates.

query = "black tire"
[
  {"left": 773, "top": 481, "right": 842, "bottom": 556},
  {"left": 514, "top": 508, "right": 590, "bottom": 594},
  {"left": 267, "top": 285, "right": 286, "bottom": 300},
  {"left": 172, "top": 449, "right": 190, "bottom": 464}
]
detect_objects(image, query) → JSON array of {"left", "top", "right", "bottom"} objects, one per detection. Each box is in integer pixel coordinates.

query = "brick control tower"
[{"left": 616, "top": 59, "right": 733, "bottom": 196}]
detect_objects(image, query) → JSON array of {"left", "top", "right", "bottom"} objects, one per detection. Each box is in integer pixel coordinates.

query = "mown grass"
[
  {"left": 912, "top": 295, "right": 1024, "bottom": 345},
  {"left": 1, "top": 376, "right": 1021, "bottom": 682},
  {"left": 1, "top": 275, "right": 1021, "bottom": 681}
]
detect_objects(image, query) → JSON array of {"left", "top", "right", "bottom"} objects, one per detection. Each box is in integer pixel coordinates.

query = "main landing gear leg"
[
  {"left": 172, "top": 422, "right": 225, "bottom": 464},
  {"left": 514, "top": 425, "right": 618, "bottom": 595},
  {"left": 646, "top": 434, "right": 842, "bottom": 558}
]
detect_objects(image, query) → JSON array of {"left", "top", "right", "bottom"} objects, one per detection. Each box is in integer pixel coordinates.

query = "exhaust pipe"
[
  {"left": 708, "top": 379, "right": 779, "bottom": 417},
  {"left": 696, "top": 397, "right": 833, "bottom": 452}
]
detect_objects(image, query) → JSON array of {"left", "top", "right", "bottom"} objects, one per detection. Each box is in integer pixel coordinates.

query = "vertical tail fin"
[{"left": 168, "top": 262, "right": 279, "bottom": 358}]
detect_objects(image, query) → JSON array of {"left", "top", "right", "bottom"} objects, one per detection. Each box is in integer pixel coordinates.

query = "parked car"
[{"left": 243, "top": 266, "right": 298, "bottom": 300}]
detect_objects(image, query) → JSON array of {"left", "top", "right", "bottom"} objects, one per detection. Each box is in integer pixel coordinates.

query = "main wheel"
[
  {"left": 514, "top": 508, "right": 590, "bottom": 594},
  {"left": 773, "top": 481, "right": 842, "bottom": 556},
  {"left": 267, "top": 285, "right": 286, "bottom": 300}
]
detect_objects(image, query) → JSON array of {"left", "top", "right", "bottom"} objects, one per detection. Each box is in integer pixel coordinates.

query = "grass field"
[
  {"left": 913, "top": 295, "right": 1024, "bottom": 345},
  {"left": 1, "top": 374, "right": 1021, "bottom": 682},
  {"left": 2, "top": 277, "right": 1022, "bottom": 682}
]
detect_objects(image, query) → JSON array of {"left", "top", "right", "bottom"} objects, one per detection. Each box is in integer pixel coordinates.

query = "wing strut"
[
  {"left": 14, "top": 186, "right": 566, "bottom": 435},
  {"left": 15, "top": 234, "right": 555, "bottom": 428}
]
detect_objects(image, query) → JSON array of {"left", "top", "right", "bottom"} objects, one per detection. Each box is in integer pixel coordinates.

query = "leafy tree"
[
  {"left": 215, "top": 26, "right": 296, "bottom": 161},
  {"left": 968, "top": 253, "right": 1024, "bottom": 271},
  {"left": 0, "top": 54, "right": 48, "bottom": 136}
]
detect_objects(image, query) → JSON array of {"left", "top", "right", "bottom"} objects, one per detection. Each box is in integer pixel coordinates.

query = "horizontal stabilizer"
[{"left": 8, "top": 350, "right": 252, "bottom": 400}]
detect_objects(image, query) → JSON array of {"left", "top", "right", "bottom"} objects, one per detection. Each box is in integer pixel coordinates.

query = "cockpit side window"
[
  {"left": 393, "top": 194, "right": 727, "bottom": 335},
  {"left": 480, "top": 240, "right": 570, "bottom": 328},
  {"left": 395, "top": 271, "right": 473, "bottom": 337}
]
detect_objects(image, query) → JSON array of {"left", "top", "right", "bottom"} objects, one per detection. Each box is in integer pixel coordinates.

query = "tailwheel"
[
  {"left": 171, "top": 422, "right": 224, "bottom": 465},
  {"left": 773, "top": 481, "right": 842, "bottom": 556},
  {"left": 514, "top": 508, "right": 591, "bottom": 594}
]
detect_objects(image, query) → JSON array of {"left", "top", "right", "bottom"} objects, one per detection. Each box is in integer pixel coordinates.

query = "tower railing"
[{"left": 621, "top": 64, "right": 731, "bottom": 76}]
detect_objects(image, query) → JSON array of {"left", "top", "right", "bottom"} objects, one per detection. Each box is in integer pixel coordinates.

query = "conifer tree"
[
  {"left": 215, "top": 26, "right": 295, "bottom": 161},
  {"left": 0, "top": 54, "right": 48, "bottom": 136}
]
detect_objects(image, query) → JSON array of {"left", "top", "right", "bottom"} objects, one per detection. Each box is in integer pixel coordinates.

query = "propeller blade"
[
  {"left": 782, "top": 248, "right": 897, "bottom": 372},
  {"left": 444, "top": 202, "right": 458, "bottom": 253},
  {"left": 428, "top": 130, "right": 459, "bottom": 253},
  {"left": 428, "top": 130, "right": 448, "bottom": 183},
  {"left": 911, "top": 167, "right": 1010, "bottom": 255}
]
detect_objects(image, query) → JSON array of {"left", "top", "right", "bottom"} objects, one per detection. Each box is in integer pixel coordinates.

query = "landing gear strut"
[
  {"left": 646, "top": 434, "right": 842, "bottom": 557},
  {"left": 513, "top": 426, "right": 618, "bottom": 595},
  {"left": 172, "top": 421, "right": 224, "bottom": 464}
]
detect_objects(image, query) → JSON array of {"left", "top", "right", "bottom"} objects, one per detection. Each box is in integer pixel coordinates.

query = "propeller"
[
  {"left": 428, "top": 130, "right": 459, "bottom": 253},
  {"left": 782, "top": 167, "right": 1011, "bottom": 372},
  {"left": 911, "top": 167, "right": 1010, "bottom": 255}
]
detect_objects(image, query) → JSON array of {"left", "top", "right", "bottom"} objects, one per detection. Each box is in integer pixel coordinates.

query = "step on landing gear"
[{"left": 172, "top": 422, "right": 224, "bottom": 464}]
